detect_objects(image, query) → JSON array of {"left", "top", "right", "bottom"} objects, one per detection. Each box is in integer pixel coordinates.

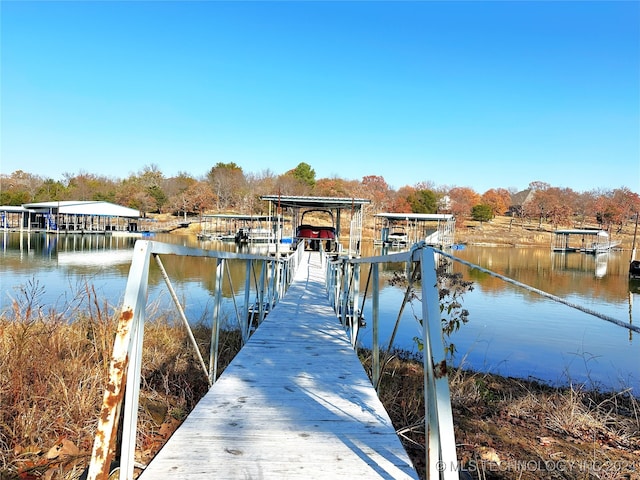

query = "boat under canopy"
[
  {"left": 260, "top": 195, "right": 371, "bottom": 257},
  {"left": 552, "top": 229, "right": 621, "bottom": 254},
  {"left": 374, "top": 213, "right": 456, "bottom": 249}
]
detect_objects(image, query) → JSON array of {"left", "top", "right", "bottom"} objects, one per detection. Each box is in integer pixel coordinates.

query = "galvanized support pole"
[
  {"left": 276, "top": 259, "right": 284, "bottom": 300},
  {"left": 351, "top": 262, "right": 360, "bottom": 348},
  {"left": 420, "top": 247, "right": 459, "bottom": 480},
  {"left": 87, "top": 240, "right": 152, "bottom": 480},
  {"left": 224, "top": 264, "right": 242, "bottom": 343},
  {"left": 371, "top": 262, "right": 380, "bottom": 391},
  {"left": 210, "top": 258, "right": 224, "bottom": 384},
  {"left": 257, "top": 261, "right": 266, "bottom": 322},
  {"left": 335, "top": 261, "right": 342, "bottom": 315},
  {"left": 339, "top": 262, "right": 349, "bottom": 327},
  {"left": 154, "top": 254, "right": 211, "bottom": 386},
  {"left": 268, "top": 259, "right": 277, "bottom": 308},
  {"left": 242, "top": 260, "right": 252, "bottom": 343}
]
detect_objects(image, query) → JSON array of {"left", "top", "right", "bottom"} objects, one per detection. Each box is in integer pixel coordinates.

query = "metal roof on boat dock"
[
  {"left": 22, "top": 201, "right": 140, "bottom": 218},
  {"left": 374, "top": 213, "right": 454, "bottom": 221},
  {"left": 553, "top": 229, "right": 609, "bottom": 236},
  {"left": 202, "top": 214, "right": 273, "bottom": 220},
  {"left": 260, "top": 195, "right": 370, "bottom": 210}
]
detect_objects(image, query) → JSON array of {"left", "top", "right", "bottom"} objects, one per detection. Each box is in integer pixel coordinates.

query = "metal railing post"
[
  {"left": 420, "top": 247, "right": 458, "bottom": 479},
  {"left": 351, "top": 262, "right": 360, "bottom": 348},
  {"left": 87, "top": 240, "right": 152, "bottom": 480},
  {"left": 339, "top": 262, "right": 350, "bottom": 327},
  {"left": 243, "top": 260, "right": 252, "bottom": 343},
  {"left": 257, "top": 261, "right": 266, "bottom": 322},
  {"left": 210, "top": 258, "right": 224, "bottom": 384},
  {"left": 371, "top": 262, "right": 380, "bottom": 390}
]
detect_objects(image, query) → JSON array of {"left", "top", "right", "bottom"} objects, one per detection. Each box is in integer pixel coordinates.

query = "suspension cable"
[{"left": 433, "top": 248, "right": 640, "bottom": 334}]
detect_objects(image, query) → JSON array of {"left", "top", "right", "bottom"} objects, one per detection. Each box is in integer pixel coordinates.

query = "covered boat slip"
[
  {"left": 552, "top": 229, "right": 621, "bottom": 254},
  {"left": 1, "top": 201, "right": 141, "bottom": 234},
  {"left": 137, "top": 251, "right": 418, "bottom": 479},
  {"left": 198, "top": 213, "right": 291, "bottom": 243},
  {"left": 260, "top": 195, "right": 371, "bottom": 256},
  {"left": 374, "top": 213, "right": 456, "bottom": 249}
]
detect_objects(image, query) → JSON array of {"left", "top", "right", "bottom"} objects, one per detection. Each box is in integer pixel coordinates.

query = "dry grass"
[
  {"left": 2, "top": 286, "right": 638, "bottom": 480},
  {"left": 358, "top": 350, "right": 640, "bottom": 479},
  {"left": 0, "top": 288, "right": 225, "bottom": 479}
]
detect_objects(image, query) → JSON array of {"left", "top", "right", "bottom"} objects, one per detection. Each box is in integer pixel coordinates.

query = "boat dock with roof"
[
  {"left": 552, "top": 229, "right": 621, "bottom": 254},
  {"left": 374, "top": 213, "right": 456, "bottom": 249},
  {"left": 1, "top": 201, "right": 142, "bottom": 235}
]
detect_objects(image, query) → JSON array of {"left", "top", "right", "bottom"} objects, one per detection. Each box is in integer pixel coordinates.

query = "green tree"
[
  {"left": 407, "top": 189, "right": 437, "bottom": 214},
  {"left": 146, "top": 185, "right": 167, "bottom": 213},
  {"left": 471, "top": 204, "right": 493, "bottom": 224},
  {"left": 287, "top": 162, "right": 316, "bottom": 188},
  {"left": 34, "top": 179, "right": 67, "bottom": 201}
]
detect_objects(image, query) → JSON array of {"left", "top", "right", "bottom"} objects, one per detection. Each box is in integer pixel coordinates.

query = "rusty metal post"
[{"left": 87, "top": 240, "right": 152, "bottom": 480}]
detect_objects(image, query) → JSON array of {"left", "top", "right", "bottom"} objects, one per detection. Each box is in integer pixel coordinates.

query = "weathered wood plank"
[{"left": 139, "top": 251, "right": 418, "bottom": 479}]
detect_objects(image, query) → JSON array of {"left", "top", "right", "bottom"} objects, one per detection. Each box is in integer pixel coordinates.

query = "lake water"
[{"left": 1, "top": 231, "right": 638, "bottom": 395}]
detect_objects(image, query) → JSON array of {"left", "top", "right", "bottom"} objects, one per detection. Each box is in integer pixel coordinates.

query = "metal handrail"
[
  {"left": 324, "top": 242, "right": 459, "bottom": 480},
  {"left": 87, "top": 240, "right": 305, "bottom": 480},
  {"left": 88, "top": 238, "right": 460, "bottom": 480}
]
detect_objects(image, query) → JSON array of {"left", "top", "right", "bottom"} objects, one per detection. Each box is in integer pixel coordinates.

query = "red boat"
[{"left": 296, "top": 210, "right": 337, "bottom": 251}]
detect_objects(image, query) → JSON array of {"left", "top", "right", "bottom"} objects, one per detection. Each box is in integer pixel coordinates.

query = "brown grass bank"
[
  {"left": 362, "top": 351, "right": 640, "bottom": 480},
  {"left": 1, "top": 295, "right": 639, "bottom": 479}
]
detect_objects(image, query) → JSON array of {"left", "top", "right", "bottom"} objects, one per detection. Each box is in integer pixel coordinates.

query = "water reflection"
[
  {"left": 355, "top": 244, "right": 639, "bottom": 394},
  {"left": 1, "top": 232, "right": 265, "bottom": 321},
  {"left": 1, "top": 233, "right": 638, "bottom": 394},
  {"left": 551, "top": 251, "right": 610, "bottom": 278}
]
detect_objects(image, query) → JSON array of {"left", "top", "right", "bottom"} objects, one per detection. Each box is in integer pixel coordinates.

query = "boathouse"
[
  {"left": 1, "top": 201, "right": 141, "bottom": 234},
  {"left": 552, "top": 229, "right": 620, "bottom": 254},
  {"left": 260, "top": 195, "right": 371, "bottom": 256},
  {"left": 198, "top": 214, "right": 288, "bottom": 243},
  {"left": 374, "top": 213, "right": 456, "bottom": 248}
]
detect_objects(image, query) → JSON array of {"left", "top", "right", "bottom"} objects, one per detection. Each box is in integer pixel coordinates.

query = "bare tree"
[{"left": 207, "top": 162, "right": 247, "bottom": 211}]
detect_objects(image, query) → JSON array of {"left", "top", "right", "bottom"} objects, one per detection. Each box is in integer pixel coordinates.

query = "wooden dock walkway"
[{"left": 139, "top": 250, "right": 418, "bottom": 479}]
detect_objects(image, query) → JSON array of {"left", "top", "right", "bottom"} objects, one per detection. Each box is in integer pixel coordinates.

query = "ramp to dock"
[{"left": 139, "top": 251, "right": 418, "bottom": 479}]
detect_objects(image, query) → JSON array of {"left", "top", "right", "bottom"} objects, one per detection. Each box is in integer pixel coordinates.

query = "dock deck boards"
[{"left": 139, "top": 251, "right": 418, "bottom": 479}]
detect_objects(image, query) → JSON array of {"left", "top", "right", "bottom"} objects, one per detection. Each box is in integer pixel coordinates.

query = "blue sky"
[{"left": 2, "top": 1, "right": 639, "bottom": 194}]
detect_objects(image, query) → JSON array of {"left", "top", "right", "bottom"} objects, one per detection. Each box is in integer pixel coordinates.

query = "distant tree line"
[{"left": 1, "top": 164, "right": 638, "bottom": 231}]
